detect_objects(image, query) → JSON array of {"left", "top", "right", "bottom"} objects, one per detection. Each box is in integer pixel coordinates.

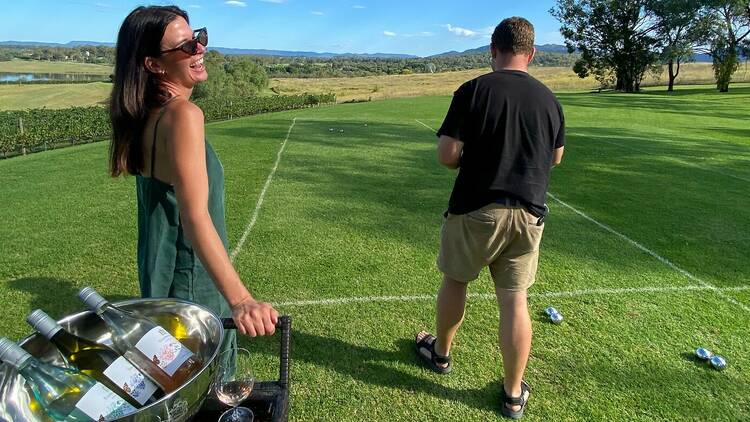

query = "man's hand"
[
  {"left": 552, "top": 146, "right": 564, "bottom": 167},
  {"left": 438, "top": 135, "right": 464, "bottom": 169},
  {"left": 231, "top": 298, "right": 279, "bottom": 337}
]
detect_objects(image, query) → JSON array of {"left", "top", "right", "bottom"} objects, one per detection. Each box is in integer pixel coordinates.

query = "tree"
[
  {"left": 704, "top": 1, "right": 750, "bottom": 92},
  {"left": 225, "top": 60, "right": 269, "bottom": 97},
  {"left": 192, "top": 51, "right": 269, "bottom": 100},
  {"left": 650, "top": 0, "right": 709, "bottom": 91},
  {"left": 551, "top": 0, "right": 661, "bottom": 92}
]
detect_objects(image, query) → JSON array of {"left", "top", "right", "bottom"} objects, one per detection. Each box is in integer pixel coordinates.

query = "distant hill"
[
  {"left": 1, "top": 40, "right": 716, "bottom": 61},
  {"left": 0, "top": 40, "right": 115, "bottom": 48},
  {"left": 431, "top": 44, "right": 571, "bottom": 57},
  {"left": 432, "top": 43, "right": 715, "bottom": 63},
  {"left": 0, "top": 40, "right": 417, "bottom": 59},
  {"left": 210, "top": 46, "right": 416, "bottom": 59}
]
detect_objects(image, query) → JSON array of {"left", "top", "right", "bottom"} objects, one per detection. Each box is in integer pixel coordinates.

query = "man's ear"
[
  {"left": 144, "top": 57, "right": 164, "bottom": 75},
  {"left": 527, "top": 47, "right": 536, "bottom": 65},
  {"left": 490, "top": 44, "right": 498, "bottom": 60}
]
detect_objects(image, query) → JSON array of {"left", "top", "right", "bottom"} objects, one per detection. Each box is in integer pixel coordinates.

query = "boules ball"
[
  {"left": 550, "top": 313, "right": 563, "bottom": 324},
  {"left": 695, "top": 347, "right": 713, "bottom": 361},
  {"left": 710, "top": 356, "right": 727, "bottom": 371}
]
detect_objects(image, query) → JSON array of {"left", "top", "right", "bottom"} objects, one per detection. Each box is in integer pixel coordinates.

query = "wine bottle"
[
  {"left": 77, "top": 287, "right": 203, "bottom": 393},
  {"left": 26, "top": 309, "right": 163, "bottom": 407},
  {"left": 0, "top": 337, "right": 137, "bottom": 421}
]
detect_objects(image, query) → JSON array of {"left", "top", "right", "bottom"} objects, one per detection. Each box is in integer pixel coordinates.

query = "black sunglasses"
[{"left": 160, "top": 27, "right": 208, "bottom": 56}]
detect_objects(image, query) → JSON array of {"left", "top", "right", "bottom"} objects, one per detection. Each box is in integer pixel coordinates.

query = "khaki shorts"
[{"left": 437, "top": 203, "right": 545, "bottom": 291}]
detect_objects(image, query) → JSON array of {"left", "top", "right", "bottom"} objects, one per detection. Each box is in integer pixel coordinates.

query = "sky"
[{"left": 1, "top": 0, "right": 564, "bottom": 57}]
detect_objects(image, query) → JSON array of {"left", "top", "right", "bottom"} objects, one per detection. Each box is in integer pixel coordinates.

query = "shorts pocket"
[{"left": 466, "top": 207, "right": 496, "bottom": 224}]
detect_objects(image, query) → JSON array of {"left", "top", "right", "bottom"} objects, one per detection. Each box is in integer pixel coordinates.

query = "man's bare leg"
[
  {"left": 416, "top": 275, "right": 467, "bottom": 367},
  {"left": 496, "top": 287, "right": 532, "bottom": 411}
]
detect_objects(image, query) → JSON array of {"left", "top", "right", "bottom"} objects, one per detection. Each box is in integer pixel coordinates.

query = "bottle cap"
[
  {"left": 78, "top": 287, "right": 107, "bottom": 312},
  {"left": 26, "top": 310, "right": 63, "bottom": 339},
  {"left": 0, "top": 338, "right": 32, "bottom": 368}
]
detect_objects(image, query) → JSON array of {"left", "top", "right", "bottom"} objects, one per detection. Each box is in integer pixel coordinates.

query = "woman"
[{"left": 108, "top": 5, "right": 278, "bottom": 376}]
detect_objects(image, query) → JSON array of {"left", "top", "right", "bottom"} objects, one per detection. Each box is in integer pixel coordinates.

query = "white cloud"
[
  {"left": 444, "top": 24, "right": 477, "bottom": 37},
  {"left": 311, "top": 10, "right": 324, "bottom": 15},
  {"left": 383, "top": 31, "right": 396, "bottom": 37},
  {"left": 352, "top": 5, "right": 365, "bottom": 8},
  {"left": 225, "top": 1, "right": 247, "bottom": 7}
]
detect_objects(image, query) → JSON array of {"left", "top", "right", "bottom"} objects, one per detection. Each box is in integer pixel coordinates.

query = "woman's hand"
[{"left": 231, "top": 297, "right": 279, "bottom": 337}]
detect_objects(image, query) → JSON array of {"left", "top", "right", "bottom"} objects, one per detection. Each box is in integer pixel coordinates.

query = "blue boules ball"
[
  {"left": 695, "top": 348, "right": 713, "bottom": 360},
  {"left": 550, "top": 312, "right": 563, "bottom": 324},
  {"left": 545, "top": 307, "right": 558, "bottom": 316},
  {"left": 710, "top": 355, "right": 727, "bottom": 370}
]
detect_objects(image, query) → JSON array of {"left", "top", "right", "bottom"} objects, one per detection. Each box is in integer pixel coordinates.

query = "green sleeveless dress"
[{"left": 135, "top": 110, "right": 236, "bottom": 377}]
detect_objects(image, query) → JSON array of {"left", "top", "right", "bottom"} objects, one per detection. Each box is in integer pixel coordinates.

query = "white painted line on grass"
[
  {"left": 271, "top": 285, "right": 750, "bottom": 308},
  {"left": 415, "top": 119, "right": 436, "bottom": 132},
  {"left": 547, "top": 192, "right": 750, "bottom": 312},
  {"left": 598, "top": 139, "right": 750, "bottom": 183},
  {"left": 230, "top": 118, "right": 297, "bottom": 262}
]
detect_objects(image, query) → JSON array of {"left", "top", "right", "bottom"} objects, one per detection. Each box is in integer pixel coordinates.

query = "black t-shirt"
[{"left": 437, "top": 70, "right": 565, "bottom": 216}]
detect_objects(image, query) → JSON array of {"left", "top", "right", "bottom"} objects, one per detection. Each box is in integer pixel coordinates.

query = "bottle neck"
[{"left": 16, "top": 356, "right": 37, "bottom": 378}]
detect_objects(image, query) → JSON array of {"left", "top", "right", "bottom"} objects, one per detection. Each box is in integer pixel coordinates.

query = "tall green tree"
[
  {"left": 704, "top": 1, "right": 750, "bottom": 92},
  {"left": 551, "top": 0, "right": 661, "bottom": 92},
  {"left": 192, "top": 51, "right": 268, "bottom": 99},
  {"left": 650, "top": 0, "right": 710, "bottom": 91}
]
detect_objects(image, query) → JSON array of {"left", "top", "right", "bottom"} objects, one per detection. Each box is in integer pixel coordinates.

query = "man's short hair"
[{"left": 491, "top": 17, "right": 535, "bottom": 56}]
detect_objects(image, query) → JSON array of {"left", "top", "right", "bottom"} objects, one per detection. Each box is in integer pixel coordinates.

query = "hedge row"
[{"left": 0, "top": 93, "right": 336, "bottom": 157}]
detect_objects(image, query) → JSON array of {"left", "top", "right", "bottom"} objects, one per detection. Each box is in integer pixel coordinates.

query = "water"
[{"left": 0, "top": 72, "right": 107, "bottom": 82}]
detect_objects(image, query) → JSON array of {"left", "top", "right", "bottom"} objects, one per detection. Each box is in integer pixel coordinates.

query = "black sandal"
[
  {"left": 415, "top": 332, "right": 452, "bottom": 374},
  {"left": 500, "top": 379, "right": 531, "bottom": 419}
]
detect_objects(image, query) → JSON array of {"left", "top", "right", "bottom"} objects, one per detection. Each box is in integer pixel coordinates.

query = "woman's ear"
[{"left": 144, "top": 57, "right": 165, "bottom": 75}]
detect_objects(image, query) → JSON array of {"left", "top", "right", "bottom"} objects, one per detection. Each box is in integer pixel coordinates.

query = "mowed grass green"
[
  {"left": 0, "top": 59, "right": 112, "bottom": 75},
  {"left": 0, "top": 81, "right": 112, "bottom": 110},
  {"left": 1, "top": 84, "right": 749, "bottom": 420}
]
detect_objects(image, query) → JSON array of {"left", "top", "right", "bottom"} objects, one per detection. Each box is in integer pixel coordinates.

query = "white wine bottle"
[
  {"left": 0, "top": 337, "right": 137, "bottom": 421},
  {"left": 26, "top": 309, "right": 163, "bottom": 407},
  {"left": 77, "top": 287, "right": 203, "bottom": 393}
]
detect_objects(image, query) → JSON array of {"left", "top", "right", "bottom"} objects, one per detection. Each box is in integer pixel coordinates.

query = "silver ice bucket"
[{"left": 0, "top": 298, "right": 225, "bottom": 422}]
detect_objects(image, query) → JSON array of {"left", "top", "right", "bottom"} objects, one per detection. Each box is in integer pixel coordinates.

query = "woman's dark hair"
[{"left": 109, "top": 5, "right": 189, "bottom": 177}]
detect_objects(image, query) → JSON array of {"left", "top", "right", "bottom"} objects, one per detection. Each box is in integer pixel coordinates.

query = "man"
[{"left": 415, "top": 17, "right": 565, "bottom": 420}]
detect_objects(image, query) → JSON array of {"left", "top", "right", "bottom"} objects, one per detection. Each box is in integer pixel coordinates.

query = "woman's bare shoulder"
[{"left": 163, "top": 98, "right": 204, "bottom": 123}]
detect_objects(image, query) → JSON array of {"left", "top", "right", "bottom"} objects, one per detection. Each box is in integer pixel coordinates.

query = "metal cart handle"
[{"left": 221, "top": 315, "right": 291, "bottom": 388}]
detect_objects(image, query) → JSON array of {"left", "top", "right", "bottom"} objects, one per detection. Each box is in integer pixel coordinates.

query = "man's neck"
[{"left": 491, "top": 54, "right": 530, "bottom": 73}]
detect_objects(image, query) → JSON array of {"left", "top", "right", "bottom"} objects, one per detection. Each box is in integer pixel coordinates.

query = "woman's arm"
[{"left": 165, "top": 100, "right": 278, "bottom": 336}]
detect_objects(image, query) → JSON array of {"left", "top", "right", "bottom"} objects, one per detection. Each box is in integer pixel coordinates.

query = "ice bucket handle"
[{"left": 220, "top": 316, "right": 291, "bottom": 388}]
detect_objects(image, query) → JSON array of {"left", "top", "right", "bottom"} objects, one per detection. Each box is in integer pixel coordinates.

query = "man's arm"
[
  {"left": 437, "top": 135, "right": 464, "bottom": 169},
  {"left": 552, "top": 146, "right": 564, "bottom": 167}
]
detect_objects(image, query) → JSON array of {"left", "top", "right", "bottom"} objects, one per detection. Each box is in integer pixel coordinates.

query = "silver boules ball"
[
  {"left": 329, "top": 128, "right": 334, "bottom": 132},
  {"left": 550, "top": 312, "right": 563, "bottom": 324},
  {"left": 364, "top": 123, "right": 368, "bottom": 127},
  {"left": 545, "top": 307, "right": 558, "bottom": 316},
  {"left": 710, "top": 356, "right": 727, "bottom": 370},
  {"left": 695, "top": 347, "right": 713, "bottom": 361},
  {"left": 339, "top": 129, "right": 344, "bottom": 133}
]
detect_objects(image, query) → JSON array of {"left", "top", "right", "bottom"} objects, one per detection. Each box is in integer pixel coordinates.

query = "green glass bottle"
[{"left": 0, "top": 337, "right": 137, "bottom": 421}]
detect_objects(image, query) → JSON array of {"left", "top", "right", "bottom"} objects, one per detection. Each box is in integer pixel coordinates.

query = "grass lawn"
[
  {"left": 0, "top": 82, "right": 111, "bottom": 110},
  {"left": 0, "top": 59, "right": 112, "bottom": 75},
  {"left": 0, "top": 84, "right": 748, "bottom": 420}
]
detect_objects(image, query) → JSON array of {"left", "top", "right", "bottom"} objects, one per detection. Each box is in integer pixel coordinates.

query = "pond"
[{"left": 0, "top": 72, "right": 108, "bottom": 82}]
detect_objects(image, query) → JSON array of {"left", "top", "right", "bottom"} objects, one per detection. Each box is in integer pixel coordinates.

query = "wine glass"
[{"left": 214, "top": 348, "right": 254, "bottom": 422}]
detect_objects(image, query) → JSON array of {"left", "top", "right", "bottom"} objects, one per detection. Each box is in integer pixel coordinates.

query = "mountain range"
[
  {"left": 0, "top": 40, "right": 568, "bottom": 59},
  {"left": 0, "top": 40, "right": 713, "bottom": 62}
]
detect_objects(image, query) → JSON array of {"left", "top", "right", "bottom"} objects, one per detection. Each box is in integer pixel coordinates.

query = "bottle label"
[
  {"left": 103, "top": 356, "right": 159, "bottom": 405},
  {"left": 135, "top": 327, "right": 195, "bottom": 377},
  {"left": 75, "top": 382, "right": 137, "bottom": 421}
]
